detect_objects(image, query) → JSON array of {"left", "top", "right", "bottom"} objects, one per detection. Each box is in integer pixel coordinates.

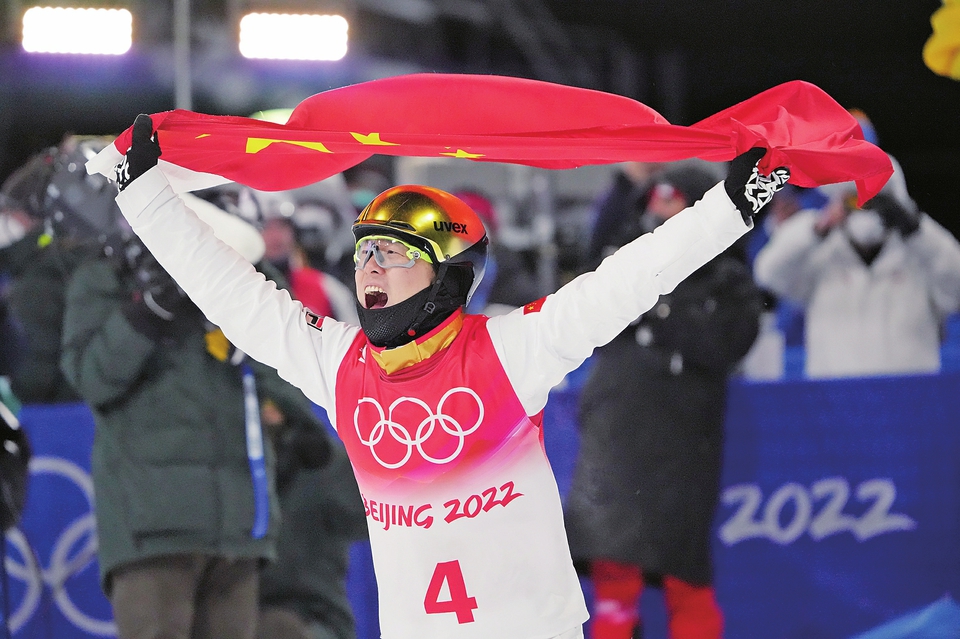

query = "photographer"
[
  {"left": 0, "top": 143, "right": 104, "bottom": 403},
  {"left": 754, "top": 156, "right": 960, "bottom": 378},
  {"left": 258, "top": 430, "right": 367, "bottom": 639},
  {"left": 60, "top": 194, "right": 332, "bottom": 639}
]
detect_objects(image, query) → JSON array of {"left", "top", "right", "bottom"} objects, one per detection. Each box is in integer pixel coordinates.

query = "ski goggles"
[{"left": 354, "top": 235, "right": 434, "bottom": 270}]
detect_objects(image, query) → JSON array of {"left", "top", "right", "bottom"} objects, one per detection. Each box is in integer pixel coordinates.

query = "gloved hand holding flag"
[{"left": 87, "top": 73, "right": 892, "bottom": 206}]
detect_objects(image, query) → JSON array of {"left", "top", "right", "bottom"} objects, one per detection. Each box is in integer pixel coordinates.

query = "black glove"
[
  {"left": 119, "top": 236, "right": 193, "bottom": 320},
  {"left": 121, "top": 249, "right": 199, "bottom": 339},
  {"left": 724, "top": 147, "right": 791, "bottom": 221},
  {"left": 122, "top": 283, "right": 197, "bottom": 340},
  {"left": 866, "top": 192, "right": 921, "bottom": 237},
  {"left": 141, "top": 278, "right": 190, "bottom": 321},
  {"left": 114, "top": 114, "right": 161, "bottom": 191},
  {"left": 122, "top": 297, "right": 169, "bottom": 340}
]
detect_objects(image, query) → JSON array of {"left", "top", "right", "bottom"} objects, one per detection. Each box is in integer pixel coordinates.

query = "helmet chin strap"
[{"left": 405, "top": 262, "right": 450, "bottom": 339}]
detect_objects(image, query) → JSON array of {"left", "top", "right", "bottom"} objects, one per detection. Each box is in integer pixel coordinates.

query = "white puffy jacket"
[{"left": 754, "top": 209, "right": 960, "bottom": 378}]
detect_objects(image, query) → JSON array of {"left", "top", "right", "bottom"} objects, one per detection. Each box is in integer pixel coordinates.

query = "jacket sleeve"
[
  {"left": 60, "top": 260, "right": 158, "bottom": 408},
  {"left": 115, "top": 168, "right": 358, "bottom": 420},
  {"left": 487, "top": 181, "right": 751, "bottom": 415},
  {"left": 753, "top": 209, "right": 827, "bottom": 304},
  {"left": 905, "top": 215, "right": 960, "bottom": 316}
]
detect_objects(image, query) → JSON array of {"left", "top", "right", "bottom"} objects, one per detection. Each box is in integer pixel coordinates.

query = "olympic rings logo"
[
  {"left": 354, "top": 388, "right": 484, "bottom": 469},
  {"left": 4, "top": 455, "right": 116, "bottom": 636}
]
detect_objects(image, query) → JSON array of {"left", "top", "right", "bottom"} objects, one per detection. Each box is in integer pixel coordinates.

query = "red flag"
[{"left": 90, "top": 74, "right": 892, "bottom": 205}]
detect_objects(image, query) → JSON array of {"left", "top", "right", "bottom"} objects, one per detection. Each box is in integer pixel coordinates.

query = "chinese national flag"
[{"left": 87, "top": 74, "right": 892, "bottom": 206}]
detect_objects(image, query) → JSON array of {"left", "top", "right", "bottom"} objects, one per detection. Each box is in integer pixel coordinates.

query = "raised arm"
[
  {"left": 112, "top": 116, "right": 358, "bottom": 415},
  {"left": 490, "top": 148, "right": 789, "bottom": 414}
]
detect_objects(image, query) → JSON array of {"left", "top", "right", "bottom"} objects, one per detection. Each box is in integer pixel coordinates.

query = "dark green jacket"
[
  {"left": 60, "top": 256, "right": 323, "bottom": 593},
  {"left": 0, "top": 229, "right": 90, "bottom": 403}
]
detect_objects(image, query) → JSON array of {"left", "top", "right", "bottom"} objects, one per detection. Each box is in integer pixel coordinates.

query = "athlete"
[{"left": 111, "top": 114, "right": 789, "bottom": 639}]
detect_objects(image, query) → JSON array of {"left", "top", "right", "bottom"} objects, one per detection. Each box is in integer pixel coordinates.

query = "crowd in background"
[{"left": 1, "top": 110, "right": 960, "bottom": 639}]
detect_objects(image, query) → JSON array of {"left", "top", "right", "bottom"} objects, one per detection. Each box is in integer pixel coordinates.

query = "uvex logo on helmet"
[{"left": 434, "top": 221, "right": 469, "bottom": 234}]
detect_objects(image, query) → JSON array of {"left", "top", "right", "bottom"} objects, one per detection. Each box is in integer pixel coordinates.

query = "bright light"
[
  {"left": 239, "top": 13, "right": 348, "bottom": 61},
  {"left": 22, "top": 6, "right": 132, "bottom": 55},
  {"left": 249, "top": 108, "right": 294, "bottom": 124}
]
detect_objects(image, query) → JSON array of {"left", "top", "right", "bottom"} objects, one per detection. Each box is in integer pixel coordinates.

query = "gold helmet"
[{"left": 353, "top": 185, "right": 488, "bottom": 301}]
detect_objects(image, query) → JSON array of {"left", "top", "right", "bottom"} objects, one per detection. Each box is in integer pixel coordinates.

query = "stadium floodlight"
[
  {"left": 239, "top": 12, "right": 348, "bottom": 61},
  {"left": 22, "top": 6, "right": 132, "bottom": 55},
  {"left": 249, "top": 108, "right": 294, "bottom": 124}
]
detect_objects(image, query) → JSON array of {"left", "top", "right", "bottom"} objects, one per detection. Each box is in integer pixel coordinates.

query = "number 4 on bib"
[{"left": 424, "top": 560, "right": 478, "bottom": 624}]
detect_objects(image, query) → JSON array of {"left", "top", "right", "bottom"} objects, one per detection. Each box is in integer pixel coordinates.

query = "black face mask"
[{"left": 356, "top": 265, "right": 471, "bottom": 349}]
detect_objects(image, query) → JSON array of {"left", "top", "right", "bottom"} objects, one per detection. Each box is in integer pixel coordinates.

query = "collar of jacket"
[{"left": 369, "top": 310, "right": 465, "bottom": 375}]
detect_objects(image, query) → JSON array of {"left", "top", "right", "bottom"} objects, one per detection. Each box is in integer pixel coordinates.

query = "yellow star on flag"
[
  {"left": 440, "top": 149, "right": 484, "bottom": 159},
  {"left": 351, "top": 132, "right": 398, "bottom": 146},
  {"left": 246, "top": 138, "right": 331, "bottom": 154}
]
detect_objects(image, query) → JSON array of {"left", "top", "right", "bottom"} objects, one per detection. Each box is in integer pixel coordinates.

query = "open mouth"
[{"left": 364, "top": 286, "right": 388, "bottom": 309}]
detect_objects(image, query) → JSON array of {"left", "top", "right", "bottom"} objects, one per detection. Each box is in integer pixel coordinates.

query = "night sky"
[{"left": 0, "top": 1, "right": 957, "bottom": 235}]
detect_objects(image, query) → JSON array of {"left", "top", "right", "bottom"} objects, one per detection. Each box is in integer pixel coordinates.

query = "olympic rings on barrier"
[{"left": 3, "top": 455, "right": 116, "bottom": 636}]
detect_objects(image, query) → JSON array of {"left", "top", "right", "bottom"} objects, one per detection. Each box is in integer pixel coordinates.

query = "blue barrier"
[
  {"left": 4, "top": 370, "right": 960, "bottom": 638},
  {"left": 0, "top": 403, "right": 113, "bottom": 638},
  {"left": 715, "top": 372, "right": 960, "bottom": 638},
  {"left": 849, "top": 595, "right": 960, "bottom": 639}
]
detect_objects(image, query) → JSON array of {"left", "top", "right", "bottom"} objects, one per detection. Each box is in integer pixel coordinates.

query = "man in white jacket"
[
  {"left": 754, "top": 157, "right": 960, "bottom": 378},
  {"left": 110, "top": 114, "right": 788, "bottom": 639}
]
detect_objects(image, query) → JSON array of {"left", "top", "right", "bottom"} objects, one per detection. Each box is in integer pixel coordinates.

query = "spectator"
[
  {"left": 0, "top": 179, "right": 37, "bottom": 377},
  {"left": 193, "top": 185, "right": 364, "bottom": 639},
  {"left": 60, "top": 195, "right": 331, "bottom": 639},
  {"left": 582, "top": 161, "right": 666, "bottom": 271},
  {"left": 0, "top": 141, "right": 112, "bottom": 403},
  {"left": 738, "top": 184, "right": 815, "bottom": 379},
  {"left": 753, "top": 155, "right": 960, "bottom": 378},
  {"left": 112, "top": 114, "right": 786, "bottom": 639},
  {"left": 453, "top": 189, "right": 540, "bottom": 315},
  {"left": 741, "top": 108, "right": 875, "bottom": 380},
  {"left": 0, "top": 198, "right": 25, "bottom": 377},
  {"left": 564, "top": 160, "right": 763, "bottom": 639},
  {"left": 288, "top": 197, "right": 359, "bottom": 289},
  {"left": 257, "top": 196, "right": 359, "bottom": 325},
  {"left": 343, "top": 161, "right": 392, "bottom": 213},
  {"left": 258, "top": 430, "right": 367, "bottom": 639}
]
